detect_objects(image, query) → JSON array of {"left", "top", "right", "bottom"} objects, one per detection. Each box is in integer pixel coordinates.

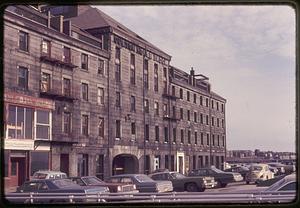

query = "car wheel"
[
  {"left": 246, "top": 181, "right": 250, "bottom": 184},
  {"left": 185, "top": 183, "right": 199, "bottom": 192}
]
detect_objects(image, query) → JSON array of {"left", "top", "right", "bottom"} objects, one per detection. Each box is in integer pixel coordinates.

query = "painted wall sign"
[
  {"left": 4, "top": 92, "right": 55, "bottom": 110},
  {"left": 5, "top": 139, "right": 34, "bottom": 150}
]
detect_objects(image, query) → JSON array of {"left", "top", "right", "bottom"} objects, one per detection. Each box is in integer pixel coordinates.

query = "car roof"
[
  {"left": 34, "top": 170, "right": 66, "bottom": 174},
  {"left": 110, "top": 174, "right": 144, "bottom": 178}
]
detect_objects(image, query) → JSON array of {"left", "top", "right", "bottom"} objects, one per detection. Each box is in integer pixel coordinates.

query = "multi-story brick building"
[{"left": 3, "top": 5, "right": 226, "bottom": 190}]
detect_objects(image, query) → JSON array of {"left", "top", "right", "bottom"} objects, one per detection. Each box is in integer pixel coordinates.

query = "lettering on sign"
[
  {"left": 4, "top": 92, "right": 55, "bottom": 110},
  {"left": 5, "top": 139, "right": 34, "bottom": 150}
]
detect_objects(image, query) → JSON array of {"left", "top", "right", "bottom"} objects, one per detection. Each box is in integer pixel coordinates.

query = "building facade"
[{"left": 3, "top": 5, "right": 226, "bottom": 190}]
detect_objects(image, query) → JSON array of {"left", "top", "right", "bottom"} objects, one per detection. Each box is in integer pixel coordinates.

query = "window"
[
  {"left": 200, "top": 113, "right": 203, "bottom": 124},
  {"left": 187, "top": 91, "right": 190, "bottom": 101},
  {"left": 194, "top": 112, "right": 197, "bottom": 123},
  {"left": 31, "top": 152, "right": 49, "bottom": 175},
  {"left": 7, "top": 105, "right": 33, "bottom": 139},
  {"left": 278, "top": 182, "right": 296, "bottom": 191},
  {"left": 173, "top": 128, "right": 177, "bottom": 143},
  {"left": 95, "top": 155, "right": 104, "bottom": 180},
  {"left": 63, "top": 112, "right": 71, "bottom": 134},
  {"left": 98, "top": 59, "right": 105, "bottom": 75},
  {"left": 187, "top": 110, "right": 190, "bottom": 121},
  {"left": 116, "top": 91, "right": 121, "bottom": 107},
  {"left": 180, "top": 108, "right": 183, "bottom": 120},
  {"left": 212, "top": 117, "right": 215, "bottom": 126},
  {"left": 97, "top": 87, "right": 104, "bottom": 105},
  {"left": 144, "top": 99, "right": 149, "bottom": 113},
  {"left": 211, "top": 100, "right": 214, "bottom": 109},
  {"left": 222, "top": 136, "right": 225, "bottom": 147},
  {"left": 217, "top": 102, "right": 219, "bottom": 111},
  {"left": 163, "top": 104, "right": 168, "bottom": 116},
  {"left": 81, "top": 53, "right": 88, "bottom": 70},
  {"left": 165, "top": 155, "right": 169, "bottom": 170},
  {"left": 145, "top": 124, "right": 149, "bottom": 141},
  {"left": 18, "top": 66, "right": 28, "bottom": 89},
  {"left": 154, "top": 101, "right": 159, "bottom": 115},
  {"left": 188, "top": 130, "right": 191, "bottom": 144},
  {"left": 164, "top": 127, "right": 168, "bottom": 143},
  {"left": 131, "top": 122, "right": 136, "bottom": 138},
  {"left": 206, "top": 115, "right": 209, "bottom": 125},
  {"left": 98, "top": 117, "right": 104, "bottom": 138},
  {"left": 217, "top": 135, "right": 220, "bottom": 146},
  {"left": 180, "top": 129, "right": 184, "bottom": 144},
  {"left": 63, "top": 47, "right": 71, "bottom": 63},
  {"left": 155, "top": 126, "right": 159, "bottom": 142},
  {"left": 195, "top": 132, "right": 198, "bottom": 144},
  {"left": 206, "top": 134, "right": 210, "bottom": 145},
  {"left": 154, "top": 64, "right": 158, "bottom": 91},
  {"left": 41, "top": 40, "right": 50, "bottom": 56},
  {"left": 144, "top": 59, "right": 149, "bottom": 89},
  {"left": 115, "top": 47, "right": 121, "bottom": 60},
  {"left": 179, "top": 88, "right": 183, "bottom": 99},
  {"left": 172, "top": 86, "right": 175, "bottom": 96},
  {"left": 115, "top": 63, "right": 121, "bottom": 82},
  {"left": 116, "top": 120, "right": 121, "bottom": 139},
  {"left": 206, "top": 98, "right": 209, "bottom": 107},
  {"left": 222, "top": 119, "right": 225, "bottom": 128},
  {"left": 36, "top": 110, "right": 50, "bottom": 140},
  {"left": 200, "top": 96, "right": 203, "bottom": 106},
  {"left": 81, "top": 115, "right": 89, "bottom": 136},
  {"left": 193, "top": 94, "right": 197, "bottom": 103},
  {"left": 163, "top": 67, "right": 167, "bottom": 78},
  {"left": 63, "top": 78, "right": 71, "bottom": 96},
  {"left": 212, "top": 135, "right": 215, "bottom": 146},
  {"left": 77, "top": 154, "right": 88, "bottom": 177},
  {"left": 130, "top": 96, "right": 136, "bottom": 112},
  {"left": 221, "top": 104, "right": 224, "bottom": 112},
  {"left": 163, "top": 80, "right": 167, "bottom": 93},
  {"left": 130, "top": 54, "right": 135, "bottom": 85},
  {"left": 19, "top": 31, "right": 28, "bottom": 51},
  {"left": 217, "top": 118, "right": 220, "bottom": 127},
  {"left": 172, "top": 106, "right": 176, "bottom": 118},
  {"left": 81, "top": 83, "right": 88, "bottom": 101},
  {"left": 201, "top": 133, "right": 204, "bottom": 145},
  {"left": 41, "top": 72, "right": 51, "bottom": 92}
]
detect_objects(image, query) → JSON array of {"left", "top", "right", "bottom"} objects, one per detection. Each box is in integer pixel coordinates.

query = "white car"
[
  {"left": 32, "top": 170, "right": 68, "bottom": 180},
  {"left": 245, "top": 164, "right": 274, "bottom": 184}
]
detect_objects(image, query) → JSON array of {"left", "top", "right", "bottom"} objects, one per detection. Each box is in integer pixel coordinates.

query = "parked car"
[
  {"left": 188, "top": 166, "right": 243, "bottom": 187},
  {"left": 256, "top": 174, "right": 286, "bottom": 187},
  {"left": 6, "top": 179, "right": 109, "bottom": 203},
  {"left": 263, "top": 173, "right": 296, "bottom": 192},
  {"left": 32, "top": 170, "right": 67, "bottom": 180},
  {"left": 224, "top": 166, "right": 249, "bottom": 180},
  {"left": 269, "top": 166, "right": 279, "bottom": 175},
  {"left": 149, "top": 171, "right": 216, "bottom": 192},
  {"left": 245, "top": 164, "right": 274, "bottom": 184},
  {"left": 107, "top": 174, "right": 173, "bottom": 193},
  {"left": 69, "top": 176, "right": 138, "bottom": 193},
  {"left": 267, "top": 163, "right": 286, "bottom": 175}
]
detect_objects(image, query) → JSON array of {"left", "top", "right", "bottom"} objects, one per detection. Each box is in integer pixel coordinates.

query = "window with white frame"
[{"left": 36, "top": 110, "right": 51, "bottom": 140}]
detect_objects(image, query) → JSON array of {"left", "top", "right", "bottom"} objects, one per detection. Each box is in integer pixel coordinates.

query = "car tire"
[
  {"left": 246, "top": 181, "right": 250, "bottom": 184},
  {"left": 220, "top": 183, "right": 227, "bottom": 188},
  {"left": 185, "top": 183, "right": 199, "bottom": 192}
]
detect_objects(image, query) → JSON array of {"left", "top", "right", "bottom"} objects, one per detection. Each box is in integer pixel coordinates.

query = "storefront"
[{"left": 4, "top": 92, "right": 54, "bottom": 190}]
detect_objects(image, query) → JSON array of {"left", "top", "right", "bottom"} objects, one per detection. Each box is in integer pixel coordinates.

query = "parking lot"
[{"left": 205, "top": 181, "right": 266, "bottom": 193}]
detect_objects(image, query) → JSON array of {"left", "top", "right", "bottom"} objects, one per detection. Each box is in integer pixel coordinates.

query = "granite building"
[{"left": 3, "top": 5, "right": 226, "bottom": 190}]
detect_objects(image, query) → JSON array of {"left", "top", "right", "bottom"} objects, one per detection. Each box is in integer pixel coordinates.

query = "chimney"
[{"left": 190, "top": 67, "right": 195, "bottom": 86}]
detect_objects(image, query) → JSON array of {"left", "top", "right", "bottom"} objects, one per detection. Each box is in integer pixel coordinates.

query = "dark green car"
[
  {"left": 149, "top": 171, "right": 216, "bottom": 192},
  {"left": 188, "top": 166, "right": 243, "bottom": 188}
]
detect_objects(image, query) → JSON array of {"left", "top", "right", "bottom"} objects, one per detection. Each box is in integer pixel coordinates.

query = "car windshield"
[
  {"left": 82, "top": 177, "right": 104, "bottom": 185},
  {"left": 211, "top": 167, "right": 224, "bottom": 173},
  {"left": 52, "top": 179, "right": 78, "bottom": 188},
  {"left": 32, "top": 173, "right": 47, "bottom": 179},
  {"left": 250, "top": 166, "right": 262, "bottom": 171},
  {"left": 135, "top": 175, "right": 154, "bottom": 182},
  {"left": 170, "top": 172, "right": 186, "bottom": 179}
]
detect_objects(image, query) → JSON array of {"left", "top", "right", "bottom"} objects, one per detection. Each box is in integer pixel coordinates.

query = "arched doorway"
[{"left": 112, "top": 154, "right": 139, "bottom": 175}]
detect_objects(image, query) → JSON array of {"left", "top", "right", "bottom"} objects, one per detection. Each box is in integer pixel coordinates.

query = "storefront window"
[
  {"left": 77, "top": 154, "right": 88, "bottom": 176},
  {"left": 7, "top": 105, "right": 33, "bottom": 139},
  {"left": 36, "top": 110, "right": 50, "bottom": 140},
  {"left": 31, "top": 152, "right": 49, "bottom": 175},
  {"left": 4, "top": 151, "right": 9, "bottom": 177}
]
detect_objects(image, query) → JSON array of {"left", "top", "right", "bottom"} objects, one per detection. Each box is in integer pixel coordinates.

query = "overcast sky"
[{"left": 95, "top": 5, "right": 296, "bottom": 152}]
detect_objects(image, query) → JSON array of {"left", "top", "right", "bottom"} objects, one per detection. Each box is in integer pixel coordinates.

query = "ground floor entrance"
[{"left": 112, "top": 154, "right": 139, "bottom": 175}]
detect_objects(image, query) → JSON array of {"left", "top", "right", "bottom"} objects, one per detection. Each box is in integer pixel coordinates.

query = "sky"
[{"left": 94, "top": 5, "right": 296, "bottom": 152}]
